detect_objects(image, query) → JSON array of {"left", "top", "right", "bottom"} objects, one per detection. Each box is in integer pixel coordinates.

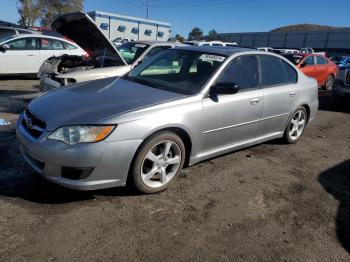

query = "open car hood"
[{"left": 52, "top": 12, "right": 127, "bottom": 66}]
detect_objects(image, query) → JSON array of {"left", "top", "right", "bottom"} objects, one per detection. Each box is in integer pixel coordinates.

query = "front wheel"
[
  {"left": 131, "top": 131, "right": 186, "bottom": 194},
  {"left": 283, "top": 107, "right": 308, "bottom": 144}
]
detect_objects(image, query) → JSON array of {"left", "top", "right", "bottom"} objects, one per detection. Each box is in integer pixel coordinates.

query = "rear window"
[
  {"left": 316, "top": 56, "right": 328, "bottom": 65},
  {"left": 283, "top": 54, "right": 303, "bottom": 65}
]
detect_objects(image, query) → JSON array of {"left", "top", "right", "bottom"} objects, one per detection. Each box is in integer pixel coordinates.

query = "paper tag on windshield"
[
  {"left": 135, "top": 44, "right": 147, "bottom": 48},
  {"left": 199, "top": 54, "right": 225, "bottom": 62}
]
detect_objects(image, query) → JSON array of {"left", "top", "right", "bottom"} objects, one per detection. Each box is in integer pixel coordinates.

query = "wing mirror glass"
[{"left": 212, "top": 82, "right": 239, "bottom": 95}]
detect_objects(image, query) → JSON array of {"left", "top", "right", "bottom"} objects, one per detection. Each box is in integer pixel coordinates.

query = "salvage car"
[
  {"left": 17, "top": 46, "right": 318, "bottom": 193},
  {"left": 39, "top": 12, "right": 179, "bottom": 90},
  {"left": 0, "top": 34, "right": 86, "bottom": 75},
  {"left": 282, "top": 53, "right": 338, "bottom": 90}
]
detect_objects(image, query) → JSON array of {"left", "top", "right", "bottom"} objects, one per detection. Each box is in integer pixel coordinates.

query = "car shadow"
[
  {"left": 318, "top": 160, "right": 350, "bottom": 254},
  {"left": 0, "top": 130, "right": 143, "bottom": 205},
  {"left": 318, "top": 90, "right": 350, "bottom": 114},
  {"left": 0, "top": 75, "right": 38, "bottom": 81}
]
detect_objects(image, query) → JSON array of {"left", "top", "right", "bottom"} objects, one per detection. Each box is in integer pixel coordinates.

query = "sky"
[{"left": 1, "top": 0, "right": 349, "bottom": 37}]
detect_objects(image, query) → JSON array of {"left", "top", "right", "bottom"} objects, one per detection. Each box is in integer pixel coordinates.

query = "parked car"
[
  {"left": 17, "top": 46, "right": 318, "bottom": 193},
  {"left": 0, "top": 34, "right": 86, "bottom": 75},
  {"left": 184, "top": 41, "right": 237, "bottom": 47},
  {"left": 330, "top": 56, "right": 350, "bottom": 67},
  {"left": 333, "top": 63, "right": 350, "bottom": 100},
  {"left": 0, "top": 26, "right": 40, "bottom": 38},
  {"left": 39, "top": 12, "right": 181, "bottom": 90},
  {"left": 282, "top": 53, "right": 338, "bottom": 90},
  {"left": 300, "top": 47, "right": 326, "bottom": 56}
]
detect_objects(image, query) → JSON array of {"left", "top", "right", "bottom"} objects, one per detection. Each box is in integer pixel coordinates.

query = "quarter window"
[
  {"left": 217, "top": 55, "right": 259, "bottom": 91},
  {"left": 259, "top": 55, "right": 297, "bottom": 87}
]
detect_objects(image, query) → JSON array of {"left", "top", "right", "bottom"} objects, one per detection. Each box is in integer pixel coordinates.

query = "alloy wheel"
[
  {"left": 289, "top": 110, "right": 306, "bottom": 141},
  {"left": 140, "top": 140, "right": 182, "bottom": 188}
]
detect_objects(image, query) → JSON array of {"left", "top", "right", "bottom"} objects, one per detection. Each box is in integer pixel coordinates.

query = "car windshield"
[
  {"left": 283, "top": 54, "right": 304, "bottom": 65},
  {"left": 117, "top": 42, "right": 150, "bottom": 64},
  {"left": 127, "top": 49, "right": 226, "bottom": 95}
]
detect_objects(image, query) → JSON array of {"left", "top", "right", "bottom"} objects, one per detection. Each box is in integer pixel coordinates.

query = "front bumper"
[
  {"left": 16, "top": 115, "right": 142, "bottom": 191},
  {"left": 40, "top": 74, "right": 61, "bottom": 92}
]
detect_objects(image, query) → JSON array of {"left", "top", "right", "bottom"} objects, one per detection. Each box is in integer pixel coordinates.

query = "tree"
[
  {"left": 40, "top": 0, "right": 84, "bottom": 27},
  {"left": 208, "top": 29, "right": 218, "bottom": 40},
  {"left": 17, "top": 0, "right": 84, "bottom": 27},
  {"left": 188, "top": 27, "right": 203, "bottom": 40},
  {"left": 17, "top": 0, "right": 42, "bottom": 27},
  {"left": 175, "top": 34, "right": 184, "bottom": 43}
]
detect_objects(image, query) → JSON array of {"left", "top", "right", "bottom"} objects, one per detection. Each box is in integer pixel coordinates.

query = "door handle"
[
  {"left": 250, "top": 98, "right": 260, "bottom": 105},
  {"left": 289, "top": 92, "right": 296, "bottom": 97}
]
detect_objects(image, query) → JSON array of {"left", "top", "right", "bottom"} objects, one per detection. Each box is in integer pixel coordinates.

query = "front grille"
[
  {"left": 345, "top": 70, "right": 350, "bottom": 86},
  {"left": 21, "top": 109, "right": 46, "bottom": 139}
]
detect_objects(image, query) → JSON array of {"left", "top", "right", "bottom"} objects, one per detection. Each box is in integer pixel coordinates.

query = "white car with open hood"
[{"left": 39, "top": 12, "right": 181, "bottom": 91}]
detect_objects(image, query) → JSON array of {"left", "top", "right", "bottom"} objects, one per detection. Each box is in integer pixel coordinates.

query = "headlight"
[{"left": 48, "top": 125, "right": 115, "bottom": 145}]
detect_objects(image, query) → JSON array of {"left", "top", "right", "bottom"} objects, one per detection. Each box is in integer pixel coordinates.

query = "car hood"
[
  {"left": 52, "top": 11, "right": 127, "bottom": 66},
  {"left": 28, "top": 77, "right": 187, "bottom": 131}
]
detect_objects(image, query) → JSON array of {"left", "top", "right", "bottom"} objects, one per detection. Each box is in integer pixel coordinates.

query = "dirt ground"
[{"left": 0, "top": 79, "right": 350, "bottom": 262}]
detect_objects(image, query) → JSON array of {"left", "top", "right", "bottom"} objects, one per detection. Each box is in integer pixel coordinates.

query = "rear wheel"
[
  {"left": 131, "top": 131, "right": 185, "bottom": 194},
  {"left": 283, "top": 107, "right": 308, "bottom": 144},
  {"left": 325, "top": 75, "right": 334, "bottom": 91}
]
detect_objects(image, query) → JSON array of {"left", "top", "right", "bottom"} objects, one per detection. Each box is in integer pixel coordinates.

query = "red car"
[{"left": 283, "top": 54, "right": 338, "bottom": 90}]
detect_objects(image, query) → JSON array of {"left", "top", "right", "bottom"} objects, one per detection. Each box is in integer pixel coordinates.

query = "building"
[
  {"left": 208, "top": 29, "right": 350, "bottom": 56},
  {"left": 88, "top": 11, "right": 171, "bottom": 42}
]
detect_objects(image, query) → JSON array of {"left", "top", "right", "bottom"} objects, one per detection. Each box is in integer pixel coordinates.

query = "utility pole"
[{"left": 146, "top": 1, "right": 152, "bottom": 19}]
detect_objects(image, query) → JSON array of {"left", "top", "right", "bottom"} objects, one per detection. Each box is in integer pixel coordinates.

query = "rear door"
[
  {"left": 315, "top": 55, "right": 330, "bottom": 85},
  {"left": 202, "top": 55, "right": 263, "bottom": 151},
  {"left": 39, "top": 37, "right": 68, "bottom": 64},
  {"left": 0, "top": 37, "right": 40, "bottom": 74},
  {"left": 257, "top": 55, "right": 298, "bottom": 137}
]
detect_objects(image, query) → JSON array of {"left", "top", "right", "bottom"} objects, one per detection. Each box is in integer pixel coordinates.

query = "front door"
[
  {"left": 0, "top": 37, "right": 40, "bottom": 74},
  {"left": 202, "top": 55, "right": 263, "bottom": 152}
]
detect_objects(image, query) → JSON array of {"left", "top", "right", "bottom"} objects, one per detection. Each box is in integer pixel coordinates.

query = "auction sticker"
[{"left": 199, "top": 54, "right": 225, "bottom": 62}]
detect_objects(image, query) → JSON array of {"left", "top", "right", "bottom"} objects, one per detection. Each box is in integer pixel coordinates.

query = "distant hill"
[{"left": 271, "top": 24, "right": 349, "bottom": 32}]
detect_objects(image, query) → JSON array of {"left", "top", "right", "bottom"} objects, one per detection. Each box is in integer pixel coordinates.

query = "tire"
[
  {"left": 130, "top": 131, "right": 186, "bottom": 194},
  {"left": 283, "top": 107, "right": 308, "bottom": 144},
  {"left": 324, "top": 75, "right": 334, "bottom": 91}
]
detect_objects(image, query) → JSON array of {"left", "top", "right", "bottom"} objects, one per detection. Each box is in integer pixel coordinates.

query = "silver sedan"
[{"left": 16, "top": 46, "right": 318, "bottom": 193}]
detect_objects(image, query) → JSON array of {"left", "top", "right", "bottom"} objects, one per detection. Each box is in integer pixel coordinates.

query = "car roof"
[
  {"left": 135, "top": 41, "right": 177, "bottom": 46},
  {"left": 173, "top": 45, "right": 253, "bottom": 56}
]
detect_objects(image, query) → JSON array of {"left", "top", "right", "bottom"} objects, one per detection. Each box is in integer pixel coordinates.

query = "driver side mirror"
[
  {"left": 0, "top": 44, "right": 9, "bottom": 52},
  {"left": 211, "top": 82, "right": 239, "bottom": 95},
  {"left": 300, "top": 62, "right": 307, "bottom": 68}
]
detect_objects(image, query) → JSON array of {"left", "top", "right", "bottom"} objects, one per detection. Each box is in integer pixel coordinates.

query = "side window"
[
  {"left": 7, "top": 37, "right": 38, "bottom": 50},
  {"left": 281, "top": 60, "right": 298, "bottom": 83},
  {"left": 40, "top": 38, "right": 65, "bottom": 50},
  {"left": 316, "top": 56, "right": 328, "bottom": 65},
  {"left": 63, "top": 42, "right": 77, "bottom": 50},
  {"left": 259, "top": 55, "right": 291, "bottom": 87},
  {"left": 217, "top": 55, "right": 259, "bottom": 91},
  {"left": 303, "top": 56, "right": 315, "bottom": 66},
  {"left": 144, "top": 46, "right": 171, "bottom": 60}
]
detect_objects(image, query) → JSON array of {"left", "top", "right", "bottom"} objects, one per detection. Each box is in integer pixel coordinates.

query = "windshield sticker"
[
  {"left": 135, "top": 44, "right": 147, "bottom": 48},
  {"left": 199, "top": 54, "right": 225, "bottom": 62}
]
